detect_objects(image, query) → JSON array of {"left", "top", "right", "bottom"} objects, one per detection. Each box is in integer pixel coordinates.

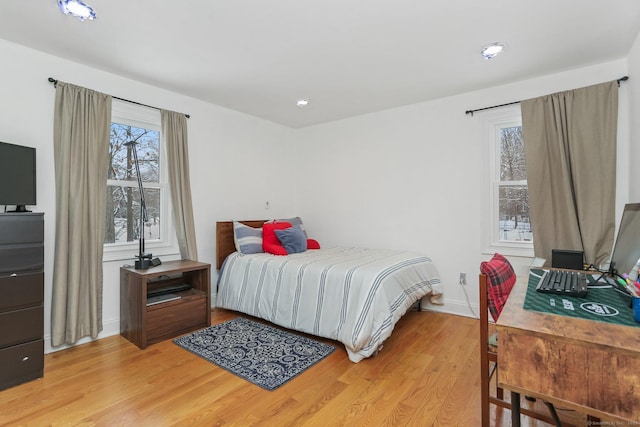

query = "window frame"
[
  {"left": 103, "top": 100, "right": 179, "bottom": 262},
  {"left": 482, "top": 106, "right": 534, "bottom": 257}
]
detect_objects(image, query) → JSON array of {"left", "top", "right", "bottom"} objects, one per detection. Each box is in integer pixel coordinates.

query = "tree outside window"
[
  {"left": 498, "top": 125, "right": 531, "bottom": 242},
  {"left": 105, "top": 123, "right": 161, "bottom": 244}
]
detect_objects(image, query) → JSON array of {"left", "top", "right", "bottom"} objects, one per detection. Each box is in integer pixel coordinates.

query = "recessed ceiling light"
[
  {"left": 296, "top": 99, "right": 309, "bottom": 107},
  {"left": 481, "top": 42, "right": 504, "bottom": 60},
  {"left": 57, "top": 0, "right": 96, "bottom": 21}
]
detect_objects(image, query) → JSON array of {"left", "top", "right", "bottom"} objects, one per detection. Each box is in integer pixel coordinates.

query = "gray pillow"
[
  {"left": 277, "top": 217, "right": 308, "bottom": 238},
  {"left": 274, "top": 225, "right": 307, "bottom": 254}
]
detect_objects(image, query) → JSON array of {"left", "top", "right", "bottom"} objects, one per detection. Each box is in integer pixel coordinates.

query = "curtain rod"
[
  {"left": 47, "top": 77, "right": 190, "bottom": 119},
  {"left": 464, "top": 76, "right": 629, "bottom": 116}
]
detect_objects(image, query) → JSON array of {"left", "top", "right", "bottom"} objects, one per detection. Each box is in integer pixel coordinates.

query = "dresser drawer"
[
  {"left": 0, "top": 339, "right": 44, "bottom": 391},
  {"left": 0, "top": 272, "right": 43, "bottom": 311},
  {"left": 0, "top": 214, "right": 43, "bottom": 245},
  {"left": 0, "top": 306, "right": 43, "bottom": 348},
  {"left": 0, "top": 244, "right": 44, "bottom": 273}
]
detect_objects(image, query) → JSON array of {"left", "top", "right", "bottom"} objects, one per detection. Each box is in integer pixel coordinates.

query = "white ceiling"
[{"left": 1, "top": 1, "right": 640, "bottom": 128}]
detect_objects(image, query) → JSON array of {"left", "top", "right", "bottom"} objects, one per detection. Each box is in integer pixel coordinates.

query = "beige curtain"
[
  {"left": 51, "top": 82, "right": 111, "bottom": 346},
  {"left": 521, "top": 81, "right": 618, "bottom": 267},
  {"left": 162, "top": 110, "right": 198, "bottom": 260}
]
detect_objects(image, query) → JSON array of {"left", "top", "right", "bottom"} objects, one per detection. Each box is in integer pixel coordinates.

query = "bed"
[{"left": 215, "top": 220, "right": 444, "bottom": 362}]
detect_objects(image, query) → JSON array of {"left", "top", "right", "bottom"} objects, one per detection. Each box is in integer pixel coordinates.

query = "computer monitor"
[{"left": 610, "top": 203, "right": 640, "bottom": 277}]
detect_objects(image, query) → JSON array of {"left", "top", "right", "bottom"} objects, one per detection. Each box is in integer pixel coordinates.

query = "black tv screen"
[{"left": 0, "top": 142, "right": 36, "bottom": 211}]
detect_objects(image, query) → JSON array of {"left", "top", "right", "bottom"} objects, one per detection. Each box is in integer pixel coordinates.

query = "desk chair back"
[
  {"left": 481, "top": 253, "right": 516, "bottom": 321},
  {"left": 479, "top": 270, "right": 510, "bottom": 427},
  {"left": 479, "top": 254, "right": 561, "bottom": 427}
]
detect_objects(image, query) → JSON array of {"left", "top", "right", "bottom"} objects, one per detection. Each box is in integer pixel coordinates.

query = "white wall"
[
  {"left": 1, "top": 36, "right": 635, "bottom": 352},
  {"left": 295, "top": 59, "right": 630, "bottom": 318},
  {"left": 0, "top": 39, "right": 298, "bottom": 353},
  {"left": 629, "top": 32, "right": 640, "bottom": 202}
]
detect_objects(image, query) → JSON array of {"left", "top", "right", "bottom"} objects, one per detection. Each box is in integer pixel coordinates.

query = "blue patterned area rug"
[{"left": 173, "top": 317, "right": 335, "bottom": 391}]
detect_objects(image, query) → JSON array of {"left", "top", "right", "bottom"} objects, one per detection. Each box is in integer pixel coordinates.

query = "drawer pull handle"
[{"left": 22, "top": 356, "right": 29, "bottom": 362}]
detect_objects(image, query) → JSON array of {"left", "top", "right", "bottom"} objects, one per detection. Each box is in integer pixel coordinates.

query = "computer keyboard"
[{"left": 535, "top": 269, "right": 588, "bottom": 297}]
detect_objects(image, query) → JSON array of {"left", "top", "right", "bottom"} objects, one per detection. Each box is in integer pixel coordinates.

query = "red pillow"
[
  {"left": 306, "top": 239, "right": 321, "bottom": 249},
  {"left": 262, "top": 222, "right": 291, "bottom": 255},
  {"left": 480, "top": 253, "right": 516, "bottom": 322}
]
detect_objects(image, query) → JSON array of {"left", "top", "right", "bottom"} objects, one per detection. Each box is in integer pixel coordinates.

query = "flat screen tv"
[{"left": 0, "top": 141, "right": 36, "bottom": 212}]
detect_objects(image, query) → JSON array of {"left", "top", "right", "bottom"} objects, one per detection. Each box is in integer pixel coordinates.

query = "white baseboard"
[
  {"left": 44, "top": 298, "right": 478, "bottom": 354},
  {"left": 421, "top": 297, "right": 479, "bottom": 319},
  {"left": 44, "top": 318, "right": 121, "bottom": 354}
]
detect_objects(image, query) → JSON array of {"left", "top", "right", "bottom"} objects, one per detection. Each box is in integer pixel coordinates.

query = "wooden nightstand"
[{"left": 120, "top": 260, "right": 211, "bottom": 349}]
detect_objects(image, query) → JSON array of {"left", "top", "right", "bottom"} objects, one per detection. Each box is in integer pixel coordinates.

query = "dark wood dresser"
[{"left": 0, "top": 212, "right": 44, "bottom": 390}]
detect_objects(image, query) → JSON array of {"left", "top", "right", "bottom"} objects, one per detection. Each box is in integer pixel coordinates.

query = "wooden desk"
[{"left": 496, "top": 277, "right": 640, "bottom": 422}]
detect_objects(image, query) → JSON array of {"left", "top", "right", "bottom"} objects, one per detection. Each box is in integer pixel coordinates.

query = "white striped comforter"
[{"left": 216, "top": 247, "right": 443, "bottom": 362}]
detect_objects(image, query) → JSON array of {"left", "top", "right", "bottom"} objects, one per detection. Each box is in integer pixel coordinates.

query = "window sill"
[
  {"left": 103, "top": 241, "right": 180, "bottom": 263},
  {"left": 482, "top": 242, "right": 534, "bottom": 258}
]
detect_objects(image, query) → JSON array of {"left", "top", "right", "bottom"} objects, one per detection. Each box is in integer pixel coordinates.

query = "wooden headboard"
[{"left": 216, "top": 220, "right": 266, "bottom": 270}]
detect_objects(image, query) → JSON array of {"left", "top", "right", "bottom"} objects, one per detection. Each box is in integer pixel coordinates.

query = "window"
[
  {"left": 483, "top": 107, "right": 533, "bottom": 256},
  {"left": 103, "top": 100, "right": 178, "bottom": 261},
  {"left": 105, "top": 123, "right": 160, "bottom": 244}
]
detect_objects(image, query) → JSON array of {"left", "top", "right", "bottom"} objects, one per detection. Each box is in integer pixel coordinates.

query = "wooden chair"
[{"left": 480, "top": 254, "right": 562, "bottom": 427}]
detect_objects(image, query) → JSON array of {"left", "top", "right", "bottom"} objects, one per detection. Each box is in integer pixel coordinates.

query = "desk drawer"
[
  {"left": 0, "top": 306, "right": 43, "bottom": 348},
  {"left": 0, "top": 244, "right": 44, "bottom": 273},
  {"left": 0, "top": 272, "right": 43, "bottom": 311},
  {"left": 0, "top": 339, "right": 44, "bottom": 391}
]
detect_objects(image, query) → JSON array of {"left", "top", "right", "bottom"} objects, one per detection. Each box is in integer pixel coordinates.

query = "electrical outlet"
[{"left": 459, "top": 272, "right": 467, "bottom": 286}]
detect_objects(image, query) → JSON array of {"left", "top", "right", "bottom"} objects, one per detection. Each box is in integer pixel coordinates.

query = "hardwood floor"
[{"left": 0, "top": 309, "right": 591, "bottom": 426}]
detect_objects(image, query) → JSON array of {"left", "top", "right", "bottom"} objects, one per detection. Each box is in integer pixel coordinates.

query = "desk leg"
[{"left": 511, "top": 391, "right": 521, "bottom": 427}]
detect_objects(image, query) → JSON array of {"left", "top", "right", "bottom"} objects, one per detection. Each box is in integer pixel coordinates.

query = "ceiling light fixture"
[
  {"left": 481, "top": 42, "right": 504, "bottom": 60},
  {"left": 296, "top": 99, "right": 309, "bottom": 107},
  {"left": 57, "top": 0, "right": 96, "bottom": 21}
]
